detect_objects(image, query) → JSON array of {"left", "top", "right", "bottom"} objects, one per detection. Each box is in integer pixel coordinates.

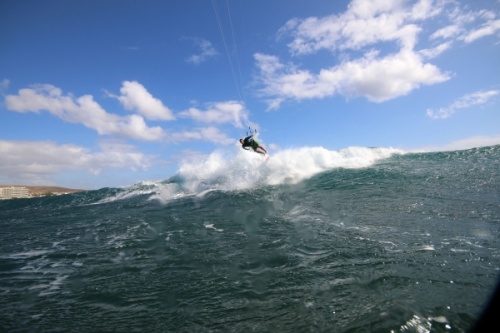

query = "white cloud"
[
  {"left": 432, "top": 7, "right": 500, "bottom": 44},
  {"left": 426, "top": 89, "right": 500, "bottom": 119},
  {"left": 254, "top": 53, "right": 336, "bottom": 105},
  {"left": 332, "top": 49, "right": 449, "bottom": 102},
  {"left": 178, "top": 100, "right": 248, "bottom": 128},
  {"left": 0, "top": 140, "right": 154, "bottom": 185},
  {"left": 5, "top": 84, "right": 165, "bottom": 141},
  {"left": 256, "top": 0, "right": 499, "bottom": 109},
  {"left": 430, "top": 24, "right": 461, "bottom": 40},
  {"left": 185, "top": 37, "right": 219, "bottom": 65},
  {"left": 410, "top": 0, "right": 443, "bottom": 20},
  {"left": 255, "top": 48, "right": 450, "bottom": 108},
  {"left": 462, "top": 19, "right": 500, "bottom": 43},
  {"left": 279, "top": 0, "right": 439, "bottom": 55},
  {"left": 419, "top": 41, "right": 452, "bottom": 59},
  {"left": 414, "top": 135, "right": 500, "bottom": 152},
  {"left": 168, "top": 126, "right": 234, "bottom": 145},
  {"left": 115, "top": 80, "right": 175, "bottom": 121},
  {"left": 258, "top": 0, "right": 455, "bottom": 108},
  {"left": 265, "top": 98, "right": 285, "bottom": 111}
]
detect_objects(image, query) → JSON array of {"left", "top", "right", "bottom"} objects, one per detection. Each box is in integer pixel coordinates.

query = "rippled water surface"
[{"left": 1, "top": 146, "right": 499, "bottom": 332}]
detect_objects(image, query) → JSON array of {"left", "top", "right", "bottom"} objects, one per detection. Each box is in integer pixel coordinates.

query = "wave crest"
[
  {"left": 92, "top": 146, "right": 403, "bottom": 204},
  {"left": 177, "top": 146, "right": 403, "bottom": 194}
]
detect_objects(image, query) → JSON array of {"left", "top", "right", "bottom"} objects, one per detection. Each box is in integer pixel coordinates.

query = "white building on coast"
[{"left": 0, "top": 186, "right": 30, "bottom": 199}]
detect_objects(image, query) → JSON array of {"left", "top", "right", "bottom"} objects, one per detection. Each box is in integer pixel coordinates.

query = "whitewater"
[{"left": 1, "top": 145, "right": 499, "bottom": 332}]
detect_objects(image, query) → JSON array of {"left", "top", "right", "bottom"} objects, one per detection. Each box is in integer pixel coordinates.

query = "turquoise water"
[{"left": 1, "top": 146, "right": 499, "bottom": 332}]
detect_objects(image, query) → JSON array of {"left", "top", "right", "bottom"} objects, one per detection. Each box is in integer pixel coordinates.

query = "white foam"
[
  {"left": 99, "top": 146, "right": 403, "bottom": 203},
  {"left": 431, "top": 316, "right": 448, "bottom": 323},
  {"left": 177, "top": 146, "right": 403, "bottom": 194},
  {"left": 204, "top": 223, "right": 223, "bottom": 232},
  {"left": 6, "top": 250, "right": 52, "bottom": 260},
  {"left": 38, "top": 275, "right": 68, "bottom": 296},
  {"left": 94, "top": 182, "right": 159, "bottom": 204},
  {"left": 149, "top": 183, "right": 189, "bottom": 203}
]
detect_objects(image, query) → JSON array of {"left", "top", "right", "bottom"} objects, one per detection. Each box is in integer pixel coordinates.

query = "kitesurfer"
[{"left": 240, "top": 133, "right": 267, "bottom": 155}]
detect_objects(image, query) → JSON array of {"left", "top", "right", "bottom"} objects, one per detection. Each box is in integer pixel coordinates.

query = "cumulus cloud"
[
  {"left": 256, "top": 0, "right": 498, "bottom": 109},
  {"left": 185, "top": 37, "right": 219, "bottom": 65},
  {"left": 178, "top": 100, "right": 248, "bottom": 128},
  {"left": 114, "top": 80, "right": 175, "bottom": 121},
  {"left": 255, "top": 49, "right": 449, "bottom": 108},
  {"left": 278, "top": 0, "right": 443, "bottom": 55},
  {"left": 0, "top": 140, "right": 154, "bottom": 185},
  {"left": 5, "top": 84, "right": 165, "bottom": 141},
  {"left": 426, "top": 89, "right": 500, "bottom": 119}
]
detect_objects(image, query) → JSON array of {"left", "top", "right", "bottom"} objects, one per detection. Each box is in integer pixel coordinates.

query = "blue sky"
[{"left": 1, "top": 0, "right": 499, "bottom": 189}]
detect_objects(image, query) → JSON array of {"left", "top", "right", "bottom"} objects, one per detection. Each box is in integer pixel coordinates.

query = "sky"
[{"left": 1, "top": 0, "right": 499, "bottom": 189}]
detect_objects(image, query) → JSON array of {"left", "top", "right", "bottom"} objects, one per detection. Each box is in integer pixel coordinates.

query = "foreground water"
[{"left": 1, "top": 145, "right": 499, "bottom": 332}]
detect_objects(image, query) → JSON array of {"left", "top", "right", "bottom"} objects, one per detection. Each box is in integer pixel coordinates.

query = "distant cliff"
[{"left": 0, "top": 186, "right": 85, "bottom": 197}]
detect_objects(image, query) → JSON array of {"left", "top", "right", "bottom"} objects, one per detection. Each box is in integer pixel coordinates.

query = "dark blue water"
[{"left": 1, "top": 146, "right": 499, "bottom": 332}]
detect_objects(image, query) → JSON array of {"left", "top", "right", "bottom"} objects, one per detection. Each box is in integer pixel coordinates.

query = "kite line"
[{"left": 211, "top": 0, "right": 246, "bottom": 105}]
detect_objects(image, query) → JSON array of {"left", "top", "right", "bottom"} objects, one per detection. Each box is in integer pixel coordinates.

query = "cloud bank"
[
  {"left": 5, "top": 82, "right": 248, "bottom": 144},
  {"left": 0, "top": 140, "right": 153, "bottom": 186}
]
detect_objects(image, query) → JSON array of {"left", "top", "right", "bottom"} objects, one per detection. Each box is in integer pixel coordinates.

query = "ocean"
[{"left": 1, "top": 145, "right": 499, "bottom": 332}]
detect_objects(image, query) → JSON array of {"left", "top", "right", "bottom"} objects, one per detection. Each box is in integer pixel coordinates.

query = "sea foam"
[
  {"left": 101, "top": 146, "right": 403, "bottom": 204},
  {"left": 176, "top": 146, "right": 403, "bottom": 194}
]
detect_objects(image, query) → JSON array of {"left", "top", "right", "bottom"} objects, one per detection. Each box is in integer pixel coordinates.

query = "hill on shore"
[{"left": 0, "top": 185, "right": 85, "bottom": 196}]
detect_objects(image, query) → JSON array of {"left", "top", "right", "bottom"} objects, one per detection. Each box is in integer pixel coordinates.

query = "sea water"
[{"left": 1, "top": 145, "right": 499, "bottom": 332}]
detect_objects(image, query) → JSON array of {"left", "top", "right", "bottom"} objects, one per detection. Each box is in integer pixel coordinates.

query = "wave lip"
[{"left": 264, "top": 146, "right": 403, "bottom": 185}]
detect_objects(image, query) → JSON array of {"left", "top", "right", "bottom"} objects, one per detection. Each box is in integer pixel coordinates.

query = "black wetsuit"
[{"left": 242, "top": 135, "right": 259, "bottom": 150}]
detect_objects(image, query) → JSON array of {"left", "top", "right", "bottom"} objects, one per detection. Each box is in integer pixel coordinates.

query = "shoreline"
[{"left": 0, "top": 185, "right": 85, "bottom": 198}]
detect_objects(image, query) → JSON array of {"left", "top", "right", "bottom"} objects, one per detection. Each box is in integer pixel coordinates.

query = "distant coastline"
[{"left": 0, "top": 185, "right": 85, "bottom": 198}]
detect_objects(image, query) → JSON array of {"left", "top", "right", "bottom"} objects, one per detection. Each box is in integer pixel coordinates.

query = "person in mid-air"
[{"left": 240, "top": 133, "right": 267, "bottom": 155}]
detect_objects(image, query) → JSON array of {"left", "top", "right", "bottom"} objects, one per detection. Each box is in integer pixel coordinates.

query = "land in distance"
[{"left": 0, "top": 185, "right": 85, "bottom": 197}]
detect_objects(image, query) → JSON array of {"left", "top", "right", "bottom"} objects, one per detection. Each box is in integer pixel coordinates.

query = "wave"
[
  {"left": 33, "top": 144, "right": 497, "bottom": 207},
  {"left": 84, "top": 146, "right": 402, "bottom": 205},
  {"left": 179, "top": 145, "right": 402, "bottom": 190},
  {"left": 116, "top": 146, "right": 401, "bottom": 204}
]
